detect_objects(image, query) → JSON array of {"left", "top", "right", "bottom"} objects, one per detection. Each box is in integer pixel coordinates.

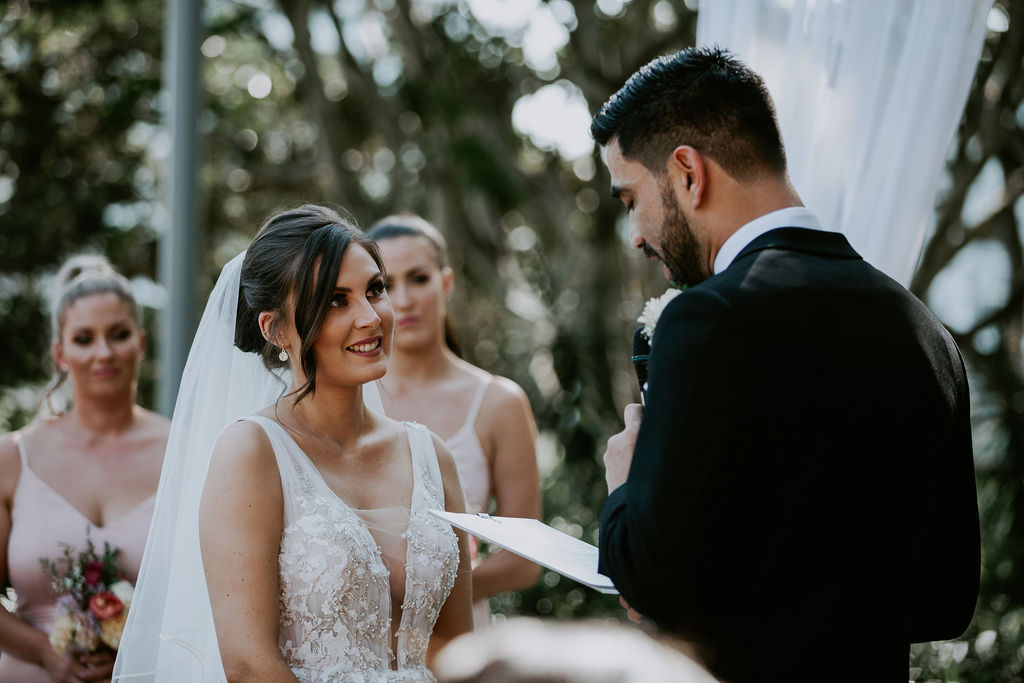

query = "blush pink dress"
[{"left": 0, "top": 432, "right": 154, "bottom": 682}]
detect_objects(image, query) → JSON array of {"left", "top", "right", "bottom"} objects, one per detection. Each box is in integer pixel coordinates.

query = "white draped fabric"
[{"left": 697, "top": 0, "right": 992, "bottom": 286}]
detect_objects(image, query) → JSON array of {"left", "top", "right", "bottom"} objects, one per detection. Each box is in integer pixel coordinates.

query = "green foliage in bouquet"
[{"left": 40, "top": 533, "right": 123, "bottom": 606}]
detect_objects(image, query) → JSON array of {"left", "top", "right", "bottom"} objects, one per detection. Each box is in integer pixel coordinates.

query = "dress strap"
[
  {"left": 461, "top": 378, "right": 492, "bottom": 432},
  {"left": 239, "top": 415, "right": 314, "bottom": 492},
  {"left": 12, "top": 431, "right": 27, "bottom": 468},
  {"left": 405, "top": 422, "right": 444, "bottom": 507}
]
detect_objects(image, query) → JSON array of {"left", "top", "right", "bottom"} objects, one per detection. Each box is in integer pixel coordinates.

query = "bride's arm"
[
  {"left": 199, "top": 421, "right": 299, "bottom": 683},
  {"left": 426, "top": 434, "right": 474, "bottom": 666}
]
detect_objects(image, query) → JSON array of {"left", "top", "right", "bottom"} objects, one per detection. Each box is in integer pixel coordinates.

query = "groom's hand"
[
  {"left": 603, "top": 403, "right": 642, "bottom": 494},
  {"left": 619, "top": 596, "right": 645, "bottom": 623}
]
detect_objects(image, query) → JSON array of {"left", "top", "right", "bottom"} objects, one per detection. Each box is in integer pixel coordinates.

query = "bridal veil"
[{"left": 112, "top": 252, "right": 383, "bottom": 681}]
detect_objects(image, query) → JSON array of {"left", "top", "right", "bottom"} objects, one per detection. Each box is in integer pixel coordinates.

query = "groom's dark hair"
[
  {"left": 236, "top": 203, "right": 384, "bottom": 403},
  {"left": 590, "top": 46, "right": 787, "bottom": 181}
]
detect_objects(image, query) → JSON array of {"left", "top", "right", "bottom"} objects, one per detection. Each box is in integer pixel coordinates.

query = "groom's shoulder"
[{"left": 652, "top": 284, "right": 743, "bottom": 349}]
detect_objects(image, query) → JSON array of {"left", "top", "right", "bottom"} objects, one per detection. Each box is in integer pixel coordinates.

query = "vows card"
[{"left": 430, "top": 511, "right": 618, "bottom": 594}]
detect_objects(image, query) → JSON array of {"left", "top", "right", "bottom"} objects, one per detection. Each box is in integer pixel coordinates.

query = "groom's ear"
[{"left": 669, "top": 145, "right": 706, "bottom": 209}]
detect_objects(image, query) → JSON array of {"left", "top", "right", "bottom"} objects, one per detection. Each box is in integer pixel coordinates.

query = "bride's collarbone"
[
  {"left": 303, "top": 439, "right": 415, "bottom": 510},
  {"left": 295, "top": 428, "right": 402, "bottom": 468}
]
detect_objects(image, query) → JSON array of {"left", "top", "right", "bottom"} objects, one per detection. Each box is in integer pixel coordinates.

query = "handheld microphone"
[{"left": 631, "top": 326, "right": 650, "bottom": 407}]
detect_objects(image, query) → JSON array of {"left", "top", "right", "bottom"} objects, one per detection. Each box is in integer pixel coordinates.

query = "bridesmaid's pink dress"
[
  {"left": 0, "top": 432, "right": 154, "bottom": 682},
  {"left": 443, "top": 380, "right": 495, "bottom": 629}
]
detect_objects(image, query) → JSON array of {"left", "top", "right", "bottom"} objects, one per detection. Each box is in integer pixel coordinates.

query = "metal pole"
[{"left": 158, "top": 0, "right": 202, "bottom": 416}]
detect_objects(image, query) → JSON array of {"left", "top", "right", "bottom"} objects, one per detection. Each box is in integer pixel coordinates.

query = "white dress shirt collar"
[{"left": 713, "top": 207, "right": 825, "bottom": 275}]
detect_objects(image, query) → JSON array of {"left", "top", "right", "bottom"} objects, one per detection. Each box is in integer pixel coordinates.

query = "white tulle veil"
[{"left": 112, "top": 252, "right": 383, "bottom": 681}]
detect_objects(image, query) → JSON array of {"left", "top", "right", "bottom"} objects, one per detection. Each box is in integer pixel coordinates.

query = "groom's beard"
[{"left": 657, "top": 181, "right": 707, "bottom": 287}]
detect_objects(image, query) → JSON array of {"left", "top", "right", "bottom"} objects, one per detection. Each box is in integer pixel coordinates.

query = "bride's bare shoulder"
[
  {"left": 209, "top": 418, "right": 277, "bottom": 472},
  {"left": 367, "top": 409, "right": 407, "bottom": 439}
]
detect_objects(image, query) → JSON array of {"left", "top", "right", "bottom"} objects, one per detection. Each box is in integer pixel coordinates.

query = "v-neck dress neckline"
[
  {"left": 14, "top": 432, "right": 157, "bottom": 530},
  {"left": 243, "top": 415, "right": 459, "bottom": 682},
  {"left": 254, "top": 417, "right": 418, "bottom": 648}
]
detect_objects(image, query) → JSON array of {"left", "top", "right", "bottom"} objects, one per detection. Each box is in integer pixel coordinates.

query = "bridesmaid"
[
  {"left": 0, "top": 255, "right": 168, "bottom": 682},
  {"left": 368, "top": 214, "right": 541, "bottom": 627}
]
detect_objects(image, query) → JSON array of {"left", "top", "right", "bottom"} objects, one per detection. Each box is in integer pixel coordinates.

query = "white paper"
[{"left": 431, "top": 511, "right": 618, "bottom": 594}]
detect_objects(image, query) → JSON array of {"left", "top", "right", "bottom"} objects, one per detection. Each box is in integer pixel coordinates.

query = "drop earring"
[{"left": 278, "top": 348, "right": 289, "bottom": 362}]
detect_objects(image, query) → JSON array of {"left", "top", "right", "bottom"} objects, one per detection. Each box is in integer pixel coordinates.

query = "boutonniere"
[{"left": 637, "top": 287, "right": 686, "bottom": 342}]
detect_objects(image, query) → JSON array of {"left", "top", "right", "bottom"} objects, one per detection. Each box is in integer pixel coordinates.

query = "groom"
[{"left": 593, "top": 47, "right": 980, "bottom": 682}]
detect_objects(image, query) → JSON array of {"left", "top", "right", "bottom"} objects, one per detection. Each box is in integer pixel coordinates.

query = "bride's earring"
[{"left": 278, "top": 348, "right": 289, "bottom": 362}]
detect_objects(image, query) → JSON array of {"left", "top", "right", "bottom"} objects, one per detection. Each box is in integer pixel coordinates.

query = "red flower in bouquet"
[
  {"left": 88, "top": 591, "right": 124, "bottom": 620},
  {"left": 83, "top": 560, "right": 105, "bottom": 587}
]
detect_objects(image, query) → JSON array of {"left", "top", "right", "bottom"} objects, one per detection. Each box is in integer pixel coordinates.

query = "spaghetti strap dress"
[{"left": 1, "top": 432, "right": 154, "bottom": 682}]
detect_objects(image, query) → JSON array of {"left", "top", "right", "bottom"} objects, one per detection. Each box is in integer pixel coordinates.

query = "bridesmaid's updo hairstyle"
[
  {"left": 236, "top": 203, "right": 385, "bottom": 403},
  {"left": 42, "top": 253, "right": 140, "bottom": 411},
  {"left": 366, "top": 213, "right": 461, "bottom": 357}
]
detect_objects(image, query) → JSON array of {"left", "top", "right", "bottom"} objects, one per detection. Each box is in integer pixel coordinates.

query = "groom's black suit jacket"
[{"left": 599, "top": 228, "right": 980, "bottom": 682}]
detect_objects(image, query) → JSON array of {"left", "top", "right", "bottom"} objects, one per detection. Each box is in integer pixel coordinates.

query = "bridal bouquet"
[{"left": 40, "top": 533, "right": 134, "bottom": 654}]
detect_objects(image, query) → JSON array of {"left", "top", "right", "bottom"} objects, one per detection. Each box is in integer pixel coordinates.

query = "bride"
[{"left": 113, "top": 204, "right": 473, "bottom": 682}]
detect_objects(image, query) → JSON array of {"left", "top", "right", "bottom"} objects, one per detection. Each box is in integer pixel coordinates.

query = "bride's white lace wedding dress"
[
  {"left": 247, "top": 415, "right": 460, "bottom": 682},
  {"left": 114, "top": 252, "right": 461, "bottom": 682}
]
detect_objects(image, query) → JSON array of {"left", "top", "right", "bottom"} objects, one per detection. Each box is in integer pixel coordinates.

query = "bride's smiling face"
[{"left": 283, "top": 244, "right": 395, "bottom": 389}]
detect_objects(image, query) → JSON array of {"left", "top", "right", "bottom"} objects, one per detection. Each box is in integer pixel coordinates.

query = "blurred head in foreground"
[{"left": 433, "top": 617, "right": 719, "bottom": 683}]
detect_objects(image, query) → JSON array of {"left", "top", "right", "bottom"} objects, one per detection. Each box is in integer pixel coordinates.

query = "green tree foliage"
[
  {"left": 0, "top": 0, "right": 164, "bottom": 418},
  {"left": 908, "top": 1, "right": 1024, "bottom": 678},
  {"left": 1, "top": 1, "right": 1022, "bottom": 677}
]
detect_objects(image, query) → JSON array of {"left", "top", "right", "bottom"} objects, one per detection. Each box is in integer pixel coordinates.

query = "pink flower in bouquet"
[
  {"left": 82, "top": 560, "right": 105, "bottom": 587},
  {"left": 88, "top": 591, "right": 123, "bottom": 620}
]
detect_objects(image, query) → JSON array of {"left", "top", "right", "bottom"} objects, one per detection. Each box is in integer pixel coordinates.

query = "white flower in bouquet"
[
  {"left": 108, "top": 579, "right": 134, "bottom": 609},
  {"left": 637, "top": 287, "right": 685, "bottom": 342}
]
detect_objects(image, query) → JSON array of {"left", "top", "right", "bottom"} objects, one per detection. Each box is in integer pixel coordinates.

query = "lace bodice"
[{"left": 245, "top": 417, "right": 459, "bottom": 683}]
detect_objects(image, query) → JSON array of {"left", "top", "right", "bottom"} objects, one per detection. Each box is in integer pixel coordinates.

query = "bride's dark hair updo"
[{"left": 235, "top": 203, "right": 384, "bottom": 403}]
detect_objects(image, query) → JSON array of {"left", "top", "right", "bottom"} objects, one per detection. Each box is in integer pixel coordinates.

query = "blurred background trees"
[{"left": 1, "top": 0, "right": 1021, "bottom": 678}]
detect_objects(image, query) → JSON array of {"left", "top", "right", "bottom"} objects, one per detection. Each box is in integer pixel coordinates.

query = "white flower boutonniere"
[{"left": 637, "top": 287, "right": 685, "bottom": 342}]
